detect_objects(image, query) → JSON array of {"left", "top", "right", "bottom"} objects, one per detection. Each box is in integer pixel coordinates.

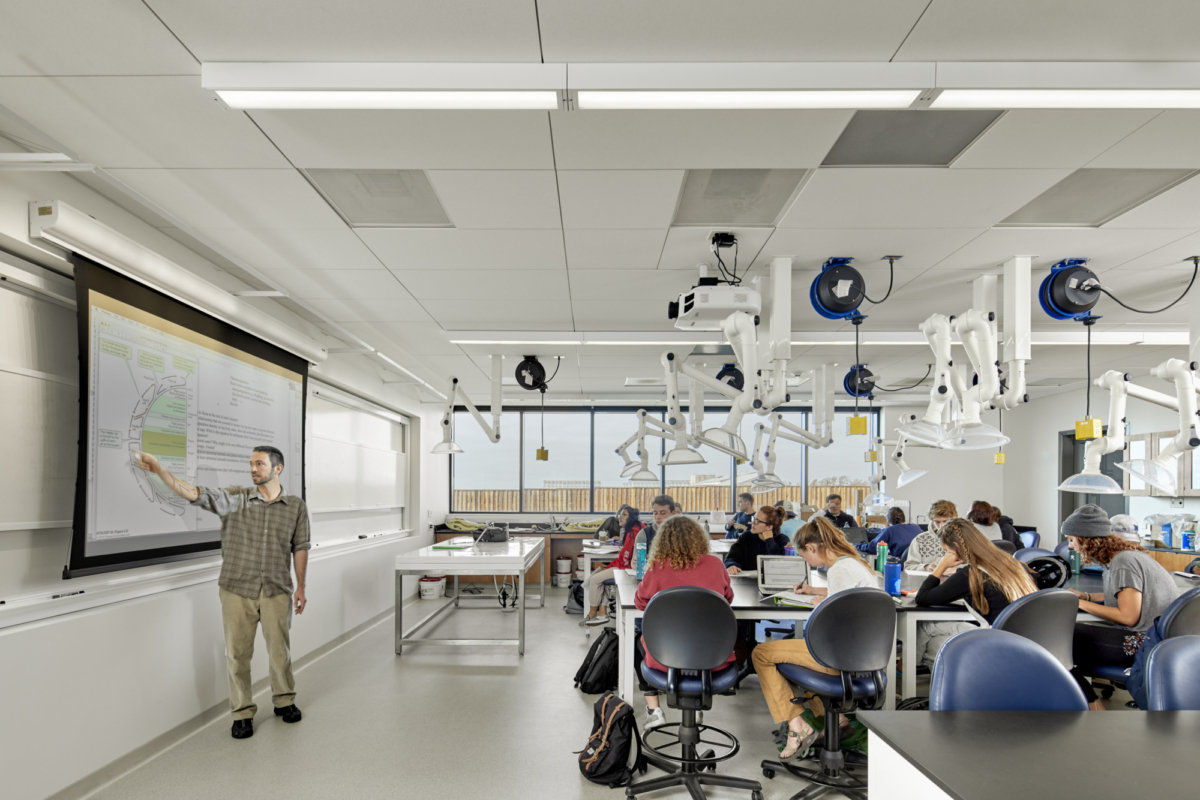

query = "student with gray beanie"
[{"left": 1063, "top": 504, "right": 1183, "bottom": 708}]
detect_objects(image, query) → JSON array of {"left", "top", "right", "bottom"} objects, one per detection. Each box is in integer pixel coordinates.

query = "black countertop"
[{"left": 858, "top": 711, "right": 1200, "bottom": 799}]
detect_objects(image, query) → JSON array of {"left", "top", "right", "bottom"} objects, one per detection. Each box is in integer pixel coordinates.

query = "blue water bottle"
[
  {"left": 1162, "top": 523, "right": 1173, "bottom": 549},
  {"left": 784, "top": 543, "right": 797, "bottom": 557},
  {"left": 884, "top": 558, "right": 902, "bottom": 597},
  {"left": 635, "top": 541, "right": 648, "bottom": 580}
]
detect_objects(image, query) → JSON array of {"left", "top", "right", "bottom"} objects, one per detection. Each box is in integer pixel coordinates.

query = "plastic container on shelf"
[{"left": 419, "top": 575, "right": 447, "bottom": 599}]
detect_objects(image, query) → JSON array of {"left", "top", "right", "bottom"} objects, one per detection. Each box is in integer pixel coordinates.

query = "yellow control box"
[
  {"left": 847, "top": 416, "right": 869, "bottom": 435},
  {"left": 1075, "top": 419, "right": 1103, "bottom": 440},
  {"left": 994, "top": 452, "right": 1006, "bottom": 465},
  {"left": 864, "top": 450, "right": 879, "bottom": 462},
  {"left": 536, "top": 447, "right": 549, "bottom": 461}
]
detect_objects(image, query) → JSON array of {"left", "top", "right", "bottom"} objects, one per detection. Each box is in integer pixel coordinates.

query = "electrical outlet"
[{"left": 1171, "top": 497, "right": 1185, "bottom": 508}]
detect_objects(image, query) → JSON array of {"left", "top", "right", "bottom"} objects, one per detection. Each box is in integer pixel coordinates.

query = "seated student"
[
  {"left": 822, "top": 493, "right": 858, "bottom": 529},
  {"left": 1189, "top": 557, "right": 1200, "bottom": 576},
  {"left": 914, "top": 518, "right": 1038, "bottom": 665},
  {"left": 580, "top": 505, "right": 645, "bottom": 626},
  {"left": 967, "top": 500, "right": 1006, "bottom": 542},
  {"left": 751, "top": 517, "right": 880, "bottom": 760},
  {"left": 634, "top": 493, "right": 677, "bottom": 556},
  {"left": 633, "top": 515, "right": 734, "bottom": 731},
  {"left": 725, "top": 492, "right": 755, "bottom": 540},
  {"left": 904, "top": 500, "right": 958, "bottom": 570},
  {"left": 725, "top": 505, "right": 789, "bottom": 575},
  {"left": 780, "top": 505, "right": 803, "bottom": 541},
  {"left": 994, "top": 507, "right": 1022, "bottom": 548},
  {"left": 857, "top": 507, "right": 921, "bottom": 558},
  {"left": 1063, "top": 504, "right": 1183, "bottom": 710}
]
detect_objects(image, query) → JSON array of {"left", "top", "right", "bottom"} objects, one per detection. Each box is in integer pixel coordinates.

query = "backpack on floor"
[
  {"left": 563, "top": 579, "right": 584, "bottom": 615},
  {"left": 577, "top": 692, "right": 647, "bottom": 787},
  {"left": 574, "top": 627, "right": 620, "bottom": 694}
]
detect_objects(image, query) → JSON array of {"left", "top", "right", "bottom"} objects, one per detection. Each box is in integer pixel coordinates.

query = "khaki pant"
[
  {"left": 751, "top": 638, "right": 838, "bottom": 724},
  {"left": 587, "top": 566, "right": 615, "bottom": 612},
  {"left": 219, "top": 586, "right": 296, "bottom": 720}
]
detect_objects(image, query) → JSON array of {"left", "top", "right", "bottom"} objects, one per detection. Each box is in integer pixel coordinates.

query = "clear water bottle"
[{"left": 635, "top": 541, "right": 648, "bottom": 580}]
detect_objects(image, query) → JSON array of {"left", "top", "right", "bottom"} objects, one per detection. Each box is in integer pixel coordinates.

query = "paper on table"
[
  {"left": 906, "top": 569, "right": 933, "bottom": 577},
  {"left": 1174, "top": 570, "right": 1200, "bottom": 580},
  {"left": 767, "top": 591, "right": 820, "bottom": 608}
]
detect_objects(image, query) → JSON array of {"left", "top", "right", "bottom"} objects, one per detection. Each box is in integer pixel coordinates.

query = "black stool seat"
[
  {"left": 776, "top": 664, "right": 880, "bottom": 697},
  {"left": 642, "top": 663, "right": 740, "bottom": 695}
]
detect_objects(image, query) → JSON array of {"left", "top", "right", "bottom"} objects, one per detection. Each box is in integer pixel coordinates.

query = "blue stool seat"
[
  {"left": 1147, "top": 635, "right": 1200, "bottom": 710},
  {"left": 776, "top": 663, "right": 884, "bottom": 698},
  {"left": 641, "top": 663, "right": 740, "bottom": 695},
  {"left": 1090, "top": 663, "right": 1129, "bottom": 683}
]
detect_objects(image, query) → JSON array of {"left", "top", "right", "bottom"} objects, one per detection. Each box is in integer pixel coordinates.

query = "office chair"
[
  {"left": 1053, "top": 541, "right": 1072, "bottom": 562},
  {"left": 1087, "top": 586, "right": 1200, "bottom": 699},
  {"left": 1146, "top": 635, "right": 1200, "bottom": 710},
  {"left": 993, "top": 539, "right": 1017, "bottom": 555},
  {"left": 930, "top": 629, "right": 1087, "bottom": 710},
  {"left": 759, "top": 588, "right": 896, "bottom": 800},
  {"left": 1013, "top": 546, "right": 1054, "bottom": 562},
  {"left": 1019, "top": 531, "right": 1041, "bottom": 549},
  {"left": 630, "top": 586, "right": 763, "bottom": 800},
  {"left": 991, "top": 589, "right": 1077, "bottom": 669}
]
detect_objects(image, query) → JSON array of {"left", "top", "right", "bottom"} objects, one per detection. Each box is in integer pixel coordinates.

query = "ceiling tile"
[
  {"left": 1088, "top": 111, "right": 1200, "bottom": 168},
  {"left": 570, "top": 269, "right": 697, "bottom": 301},
  {"left": 538, "top": 0, "right": 930, "bottom": 61},
  {"left": 425, "top": 299, "right": 574, "bottom": 330},
  {"left": 778, "top": 168, "right": 1072, "bottom": 229},
  {"left": 0, "top": 2, "right": 198, "bottom": 75},
  {"left": 931, "top": 227, "right": 1197, "bottom": 273},
  {"left": 249, "top": 110, "right": 554, "bottom": 169},
  {"left": 356, "top": 228, "right": 566, "bottom": 270},
  {"left": 147, "top": 0, "right": 542, "bottom": 61},
  {"left": 336, "top": 321, "right": 460, "bottom": 355},
  {"left": 896, "top": 1, "right": 1200, "bottom": 60},
  {"left": 0, "top": 78, "right": 286, "bottom": 169},
  {"left": 550, "top": 110, "right": 854, "bottom": 169},
  {"left": 300, "top": 294, "right": 428, "bottom": 323},
  {"left": 658, "top": 227, "right": 772, "bottom": 271},
  {"left": 951, "top": 110, "right": 1159, "bottom": 169},
  {"left": 194, "top": 227, "right": 382, "bottom": 271},
  {"left": 274, "top": 268, "right": 418, "bottom": 299},
  {"left": 108, "top": 168, "right": 345, "bottom": 228},
  {"left": 754, "top": 228, "right": 986, "bottom": 273},
  {"left": 394, "top": 269, "right": 570, "bottom": 301},
  {"left": 557, "top": 170, "right": 685, "bottom": 229},
  {"left": 565, "top": 229, "right": 667, "bottom": 269},
  {"left": 572, "top": 299, "right": 678, "bottom": 330},
  {"left": 1102, "top": 174, "right": 1200, "bottom": 228},
  {"left": 426, "top": 170, "right": 561, "bottom": 229}
]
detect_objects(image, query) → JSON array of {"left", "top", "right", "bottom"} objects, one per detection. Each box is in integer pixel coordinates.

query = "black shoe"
[
  {"left": 231, "top": 719, "right": 253, "bottom": 739},
  {"left": 274, "top": 704, "right": 302, "bottom": 723}
]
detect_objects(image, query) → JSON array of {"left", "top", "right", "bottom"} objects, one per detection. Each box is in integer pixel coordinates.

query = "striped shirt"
[{"left": 192, "top": 486, "right": 311, "bottom": 599}]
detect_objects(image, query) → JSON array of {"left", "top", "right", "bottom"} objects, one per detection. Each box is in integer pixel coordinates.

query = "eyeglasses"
[{"left": 753, "top": 518, "right": 769, "bottom": 525}]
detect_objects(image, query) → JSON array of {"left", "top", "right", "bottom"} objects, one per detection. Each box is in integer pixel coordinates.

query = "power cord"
[
  {"left": 1083, "top": 256, "right": 1198, "bottom": 314},
  {"left": 875, "top": 363, "right": 934, "bottom": 392}
]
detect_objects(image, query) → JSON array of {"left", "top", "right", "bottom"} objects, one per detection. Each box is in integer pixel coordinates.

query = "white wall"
[
  {"left": 0, "top": 168, "right": 450, "bottom": 799},
  {"left": 882, "top": 406, "right": 1007, "bottom": 523}
]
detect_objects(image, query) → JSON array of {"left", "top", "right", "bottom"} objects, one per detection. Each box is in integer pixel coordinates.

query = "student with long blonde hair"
[
  {"left": 915, "top": 518, "right": 1037, "bottom": 620},
  {"left": 751, "top": 517, "right": 879, "bottom": 760}
]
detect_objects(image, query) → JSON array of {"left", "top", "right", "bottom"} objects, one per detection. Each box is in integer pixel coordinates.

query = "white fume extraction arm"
[
  {"left": 431, "top": 355, "right": 503, "bottom": 454},
  {"left": 864, "top": 440, "right": 894, "bottom": 507},
  {"left": 897, "top": 314, "right": 954, "bottom": 446},
  {"left": 890, "top": 434, "right": 929, "bottom": 488},
  {"left": 944, "top": 308, "right": 1010, "bottom": 449},
  {"left": 748, "top": 365, "right": 835, "bottom": 492},
  {"left": 1059, "top": 370, "right": 1128, "bottom": 494}
]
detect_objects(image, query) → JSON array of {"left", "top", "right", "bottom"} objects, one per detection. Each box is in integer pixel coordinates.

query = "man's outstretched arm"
[{"left": 133, "top": 451, "right": 200, "bottom": 502}]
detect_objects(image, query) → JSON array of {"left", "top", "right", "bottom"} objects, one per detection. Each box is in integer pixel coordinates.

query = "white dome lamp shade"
[
  {"left": 1116, "top": 454, "right": 1178, "bottom": 495},
  {"left": 750, "top": 472, "right": 784, "bottom": 494},
  {"left": 896, "top": 468, "right": 928, "bottom": 488},
  {"left": 896, "top": 416, "right": 947, "bottom": 447},
  {"left": 892, "top": 439, "right": 928, "bottom": 488},
  {"left": 628, "top": 467, "right": 660, "bottom": 483},
  {"left": 430, "top": 410, "right": 463, "bottom": 454},
  {"left": 1058, "top": 470, "right": 1123, "bottom": 494},
  {"left": 940, "top": 421, "right": 1011, "bottom": 451},
  {"left": 661, "top": 445, "right": 706, "bottom": 465}
]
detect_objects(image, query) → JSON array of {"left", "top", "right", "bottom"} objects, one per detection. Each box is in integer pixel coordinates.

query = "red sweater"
[
  {"left": 633, "top": 554, "right": 736, "bottom": 673},
  {"left": 606, "top": 522, "right": 645, "bottom": 570}
]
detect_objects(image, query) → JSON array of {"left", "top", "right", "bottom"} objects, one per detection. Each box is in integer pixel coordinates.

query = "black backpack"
[
  {"left": 564, "top": 578, "right": 584, "bottom": 614},
  {"left": 574, "top": 627, "right": 620, "bottom": 694},
  {"left": 577, "top": 692, "right": 647, "bottom": 787}
]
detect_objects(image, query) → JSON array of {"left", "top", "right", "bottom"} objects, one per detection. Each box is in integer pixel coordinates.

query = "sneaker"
[
  {"left": 644, "top": 707, "right": 667, "bottom": 731},
  {"left": 584, "top": 614, "right": 610, "bottom": 626},
  {"left": 578, "top": 616, "right": 595, "bottom": 627}
]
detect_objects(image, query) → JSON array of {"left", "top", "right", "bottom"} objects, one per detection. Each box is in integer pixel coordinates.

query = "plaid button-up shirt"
[{"left": 193, "top": 486, "right": 311, "bottom": 599}]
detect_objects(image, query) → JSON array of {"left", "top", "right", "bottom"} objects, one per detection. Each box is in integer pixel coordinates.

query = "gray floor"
[{"left": 71, "top": 587, "right": 863, "bottom": 800}]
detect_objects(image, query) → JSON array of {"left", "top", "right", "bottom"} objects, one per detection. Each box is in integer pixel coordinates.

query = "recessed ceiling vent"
[
  {"left": 822, "top": 110, "right": 1002, "bottom": 167},
  {"left": 304, "top": 169, "right": 452, "bottom": 227},
  {"left": 998, "top": 168, "right": 1198, "bottom": 227},
  {"left": 672, "top": 169, "right": 808, "bottom": 226}
]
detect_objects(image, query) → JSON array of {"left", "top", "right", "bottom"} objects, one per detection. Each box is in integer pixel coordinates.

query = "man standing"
[
  {"left": 823, "top": 493, "right": 857, "bottom": 529},
  {"left": 725, "top": 492, "right": 755, "bottom": 540},
  {"left": 134, "top": 446, "right": 310, "bottom": 740}
]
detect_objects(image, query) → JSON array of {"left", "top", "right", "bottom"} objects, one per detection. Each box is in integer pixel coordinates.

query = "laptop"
[{"left": 756, "top": 555, "right": 809, "bottom": 597}]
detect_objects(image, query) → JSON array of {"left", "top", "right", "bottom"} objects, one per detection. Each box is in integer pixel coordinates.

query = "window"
[
  {"left": 451, "top": 411, "right": 520, "bottom": 512},
  {"left": 807, "top": 411, "right": 877, "bottom": 521},
  {"left": 523, "top": 411, "right": 591, "bottom": 511},
  {"left": 447, "top": 407, "right": 878, "bottom": 515},
  {"left": 593, "top": 411, "right": 661, "bottom": 514}
]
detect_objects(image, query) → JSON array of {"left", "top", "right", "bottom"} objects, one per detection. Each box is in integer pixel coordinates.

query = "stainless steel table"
[{"left": 394, "top": 536, "right": 545, "bottom": 656}]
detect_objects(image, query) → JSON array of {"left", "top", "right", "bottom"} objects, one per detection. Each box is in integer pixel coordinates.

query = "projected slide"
[{"left": 84, "top": 290, "right": 304, "bottom": 552}]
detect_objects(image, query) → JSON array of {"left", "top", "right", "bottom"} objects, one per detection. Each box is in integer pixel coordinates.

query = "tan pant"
[
  {"left": 219, "top": 586, "right": 295, "bottom": 720},
  {"left": 587, "top": 566, "right": 615, "bottom": 612},
  {"left": 751, "top": 638, "right": 838, "bottom": 724}
]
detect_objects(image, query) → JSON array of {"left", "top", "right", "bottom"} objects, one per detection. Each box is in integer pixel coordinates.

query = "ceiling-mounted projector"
[{"left": 667, "top": 267, "right": 761, "bottom": 331}]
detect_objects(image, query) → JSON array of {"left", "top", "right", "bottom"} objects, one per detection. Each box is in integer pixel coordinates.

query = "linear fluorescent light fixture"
[
  {"left": 577, "top": 90, "right": 921, "bottom": 110},
  {"left": 933, "top": 90, "right": 1200, "bottom": 109},
  {"left": 215, "top": 90, "right": 559, "bottom": 109}
]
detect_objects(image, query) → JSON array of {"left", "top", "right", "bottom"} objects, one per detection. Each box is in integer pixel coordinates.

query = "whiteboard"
[{"left": 305, "top": 387, "right": 407, "bottom": 513}]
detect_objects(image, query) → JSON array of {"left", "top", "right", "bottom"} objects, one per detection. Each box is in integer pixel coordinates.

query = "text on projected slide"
[{"left": 86, "top": 291, "right": 303, "bottom": 542}]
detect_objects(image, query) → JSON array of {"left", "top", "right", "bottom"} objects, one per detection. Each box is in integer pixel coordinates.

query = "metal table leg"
[
  {"left": 518, "top": 568, "right": 526, "bottom": 656},
  {"left": 539, "top": 548, "right": 546, "bottom": 607},
  {"left": 902, "top": 614, "right": 919, "bottom": 701},
  {"left": 395, "top": 570, "right": 404, "bottom": 655}
]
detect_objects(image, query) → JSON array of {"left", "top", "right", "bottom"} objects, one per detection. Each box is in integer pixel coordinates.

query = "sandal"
[{"left": 779, "top": 724, "right": 820, "bottom": 761}]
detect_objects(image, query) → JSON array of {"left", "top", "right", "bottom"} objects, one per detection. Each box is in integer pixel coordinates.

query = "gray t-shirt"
[
  {"left": 827, "top": 555, "right": 881, "bottom": 595},
  {"left": 1103, "top": 549, "right": 1182, "bottom": 631}
]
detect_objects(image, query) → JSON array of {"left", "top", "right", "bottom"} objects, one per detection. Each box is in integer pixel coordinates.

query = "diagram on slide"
[{"left": 127, "top": 374, "right": 191, "bottom": 516}]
